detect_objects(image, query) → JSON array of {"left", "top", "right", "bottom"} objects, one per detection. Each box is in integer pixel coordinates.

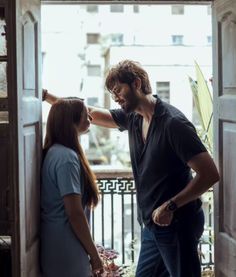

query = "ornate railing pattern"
[{"left": 92, "top": 170, "right": 214, "bottom": 269}]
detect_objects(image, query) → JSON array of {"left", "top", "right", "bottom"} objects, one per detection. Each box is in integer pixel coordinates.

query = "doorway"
[
  {"left": 4, "top": 0, "right": 236, "bottom": 276},
  {"left": 41, "top": 2, "right": 214, "bottom": 271}
]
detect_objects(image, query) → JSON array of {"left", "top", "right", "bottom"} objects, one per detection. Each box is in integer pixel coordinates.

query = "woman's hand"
[
  {"left": 152, "top": 202, "right": 174, "bottom": 226},
  {"left": 90, "top": 255, "right": 104, "bottom": 276}
]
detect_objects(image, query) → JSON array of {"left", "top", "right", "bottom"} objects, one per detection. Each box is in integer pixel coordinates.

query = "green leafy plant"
[
  {"left": 189, "top": 62, "right": 215, "bottom": 276},
  {"left": 122, "top": 238, "right": 137, "bottom": 277},
  {"left": 188, "top": 61, "right": 213, "bottom": 154},
  {"left": 122, "top": 263, "right": 136, "bottom": 277}
]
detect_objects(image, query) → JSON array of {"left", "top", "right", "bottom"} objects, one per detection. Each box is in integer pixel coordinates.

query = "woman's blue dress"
[{"left": 40, "top": 144, "right": 92, "bottom": 277}]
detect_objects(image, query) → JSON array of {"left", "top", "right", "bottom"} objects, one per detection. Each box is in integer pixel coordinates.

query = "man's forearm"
[
  {"left": 171, "top": 172, "right": 218, "bottom": 209},
  {"left": 152, "top": 171, "right": 219, "bottom": 226},
  {"left": 88, "top": 106, "right": 118, "bottom": 128},
  {"left": 43, "top": 89, "right": 118, "bottom": 128},
  {"left": 43, "top": 89, "right": 59, "bottom": 105},
  {"left": 171, "top": 152, "right": 219, "bottom": 209}
]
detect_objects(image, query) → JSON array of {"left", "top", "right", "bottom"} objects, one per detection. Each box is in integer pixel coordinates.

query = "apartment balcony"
[
  {"left": 0, "top": 169, "right": 214, "bottom": 277},
  {"left": 93, "top": 169, "right": 214, "bottom": 271}
]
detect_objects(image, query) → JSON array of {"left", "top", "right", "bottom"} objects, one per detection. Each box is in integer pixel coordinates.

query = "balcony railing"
[{"left": 92, "top": 169, "right": 214, "bottom": 270}]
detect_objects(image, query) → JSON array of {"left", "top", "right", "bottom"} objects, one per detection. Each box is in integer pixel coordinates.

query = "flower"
[{"left": 96, "top": 244, "right": 123, "bottom": 277}]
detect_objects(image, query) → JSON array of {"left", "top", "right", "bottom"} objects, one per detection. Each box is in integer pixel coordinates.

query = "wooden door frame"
[
  {"left": 211, "top": 1, "right": 236, "bottom": 276},
  {"left": 8, "top": 0, "right": 42, "bottom": 276},
  {"left": 41, "top": 0, "right": 212, "bottom": 4},
  {"left": 7, "top": 0, "right": 21, "bottom": 275},
  {"left": 9, "top": 0, "right": 214, "bottom": 276}
]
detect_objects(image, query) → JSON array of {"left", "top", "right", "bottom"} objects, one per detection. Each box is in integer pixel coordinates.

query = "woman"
[{"left": 40, "top": 98, "right": 103, "bottom": 277}]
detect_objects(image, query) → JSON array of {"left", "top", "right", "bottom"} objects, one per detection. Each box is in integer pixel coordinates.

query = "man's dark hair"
[{"left": 105, "top": 60, "right": 152, "bottom": 95}]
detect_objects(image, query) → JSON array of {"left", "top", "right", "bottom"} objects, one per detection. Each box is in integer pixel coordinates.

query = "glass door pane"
[
  {"left": 0, "top": 111, "right": 8, "bottom": 123},
  {"left": 0, "top": 7, "right": 7, "bottom": 56},
  {"left": 0, "top": 62, "right": 7, "bottom": 98}
]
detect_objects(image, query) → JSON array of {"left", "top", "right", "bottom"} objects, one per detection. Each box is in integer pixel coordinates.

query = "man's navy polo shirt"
[{"left": 110, "top": 97, "right": 207, "bottom": 227}]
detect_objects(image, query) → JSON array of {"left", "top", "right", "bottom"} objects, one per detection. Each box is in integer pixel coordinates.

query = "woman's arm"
[{"left": 63, "top": 194, "right": 103, "bottom": 274}]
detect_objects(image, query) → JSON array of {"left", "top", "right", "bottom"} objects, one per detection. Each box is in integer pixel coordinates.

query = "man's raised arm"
[
  {"left": 42, "top": 89, "right": 58, "bottom": 105},
  {"left": 43, "top": 89, "right": 118, "bottom": 129},
  {"left": 88, "top": 106, "right": 118, "bottom": 128}
]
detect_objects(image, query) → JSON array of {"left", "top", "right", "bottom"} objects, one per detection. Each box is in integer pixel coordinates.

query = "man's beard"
[{"left": 121, "top": 88, "right": 139, "bottom": 113}]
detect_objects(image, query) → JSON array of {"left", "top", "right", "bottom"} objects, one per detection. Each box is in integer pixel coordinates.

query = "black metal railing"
[
  {"left": 92, "top": 170, "right": 214, "bottom": 269},
  {"left": 92, "top": 169, "right": 138, "bottom": 265}
]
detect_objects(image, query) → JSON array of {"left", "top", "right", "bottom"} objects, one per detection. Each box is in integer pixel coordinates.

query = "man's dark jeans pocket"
[{"left": 152, "top": 209, "right": 204, "bottom": 277}]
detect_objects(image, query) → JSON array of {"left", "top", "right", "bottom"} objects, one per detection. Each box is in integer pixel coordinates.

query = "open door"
[
  {"left": 212, "top": 1, "right": 236, "bottom": 276},
  {"left": 9, "top": 0, "right": 42, "bottom": 276}
]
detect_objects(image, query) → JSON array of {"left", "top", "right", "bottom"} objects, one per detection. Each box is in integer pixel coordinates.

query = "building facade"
[{"left": 41, "top": 3, "right": 212, "bottom": 167}]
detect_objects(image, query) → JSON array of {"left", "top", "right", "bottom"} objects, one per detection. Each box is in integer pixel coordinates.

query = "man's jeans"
[{"left": 136, "top": 209, "right": 204, "bottom": 277}]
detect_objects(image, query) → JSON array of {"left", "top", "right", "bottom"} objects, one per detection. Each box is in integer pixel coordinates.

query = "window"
[
  {"left": 0, "top": 62, "right": 7, "bottom": 98},
  {"left": 0, "top": 8, "right": 7, "bottom": 57},
  {"left": 171, "top": 5, "right": 184, "bottom": 15},
  {"left": 207, "top": 5, "right": 211, "bottom": 15},
  {"left": 156, "top": 82, "right": 170, "bottom": 103},
  {"left": 172, "top": 35, "right": 183, "bottom": 45},
  {"left": 86, "top": 5, "right": 98, "bottom": 13},
  {"left": 110, "top": 5, "right": 124, "bottom": 13},
  {"left": 207, "top": 36, "right": 212, "bottom": 44},
  {"left": 87, "top": 97, "right": 99, "bottom": 106},
  {"left": 111, "top": 34, "right": 123, "bottom": 45},
  {"left": 86, "top": 33, "right": 100, "bottom": 44},
  {"left": 87, "top": 65, "right": 101, "bottom": 76},
  {"left": 133, "top": 5, "right": 139, "bottom": 13}
]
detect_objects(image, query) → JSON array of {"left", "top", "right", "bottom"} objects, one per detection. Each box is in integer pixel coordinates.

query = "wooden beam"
[{"left": 41, "top": 0, "right": 213, "bottom": 5}]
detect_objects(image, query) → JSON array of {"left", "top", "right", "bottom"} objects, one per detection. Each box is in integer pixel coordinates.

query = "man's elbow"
[{"left": 209, "top": 169, "right": 220, "bottom": 186}]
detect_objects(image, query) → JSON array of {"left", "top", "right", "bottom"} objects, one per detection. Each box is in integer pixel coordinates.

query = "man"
[{"left": 43, "top": 60, "right": 219, "bottom": 277}]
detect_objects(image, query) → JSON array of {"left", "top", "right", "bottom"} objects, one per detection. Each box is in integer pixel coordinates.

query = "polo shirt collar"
[
  {"left": 133, "top": 95, "right": 166, "bottom": 131},
  {"left": 153, "top": 95, "right": 167, "bottom": 118}
]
